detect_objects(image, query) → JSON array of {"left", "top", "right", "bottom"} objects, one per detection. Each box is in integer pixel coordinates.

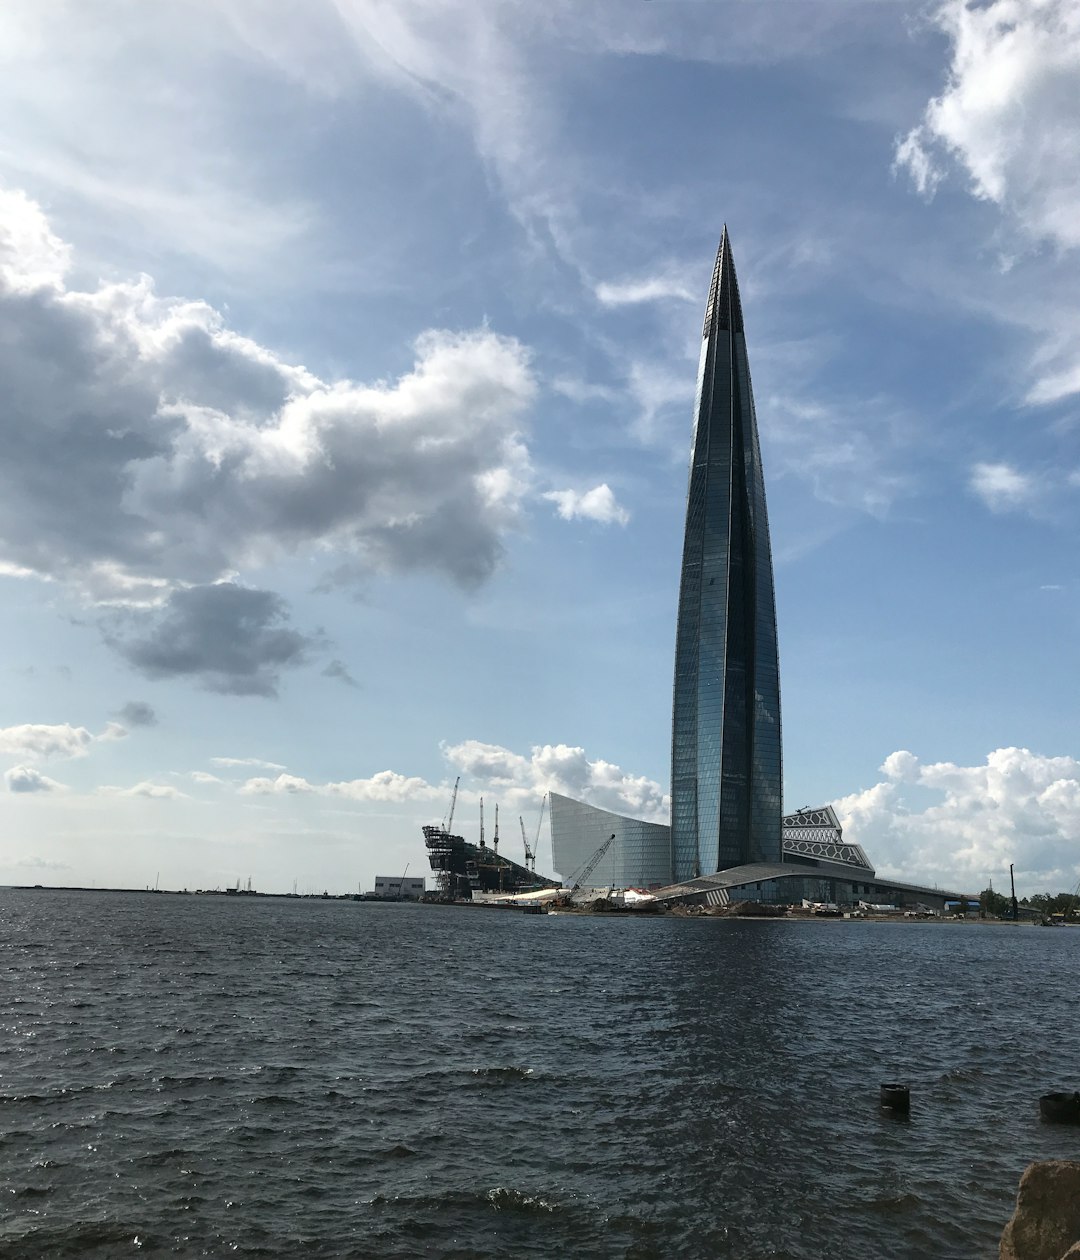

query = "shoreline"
[{"left": 5, "top": 885, "right": 1075, "bottom": 928}]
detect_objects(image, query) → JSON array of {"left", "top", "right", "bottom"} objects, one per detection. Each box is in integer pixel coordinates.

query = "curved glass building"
[
  {"left": 548, "top": 792, "right": 673, "bottom": 889},
  {"left": 671, "top": 228, "right": 782, "bottom": 880}
]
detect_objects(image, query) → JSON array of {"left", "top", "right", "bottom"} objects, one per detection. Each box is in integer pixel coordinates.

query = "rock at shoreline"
[{"left": 1000, "top": 1161, "right": 1080, "bottom": 1260}]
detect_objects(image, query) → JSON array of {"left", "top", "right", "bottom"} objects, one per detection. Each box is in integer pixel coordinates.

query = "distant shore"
[{"left": 6, "top": 886, "right": 1076, "bottom": 928}]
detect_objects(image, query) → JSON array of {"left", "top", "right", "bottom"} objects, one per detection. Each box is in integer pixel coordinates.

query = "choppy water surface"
[{"left": 2, "top": 890, "right": 1078, "bottom": 1258}]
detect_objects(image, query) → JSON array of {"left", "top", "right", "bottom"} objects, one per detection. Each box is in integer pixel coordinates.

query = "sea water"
[{"left": 2, "top": 889, "right": 1078, "bottom": 1258}]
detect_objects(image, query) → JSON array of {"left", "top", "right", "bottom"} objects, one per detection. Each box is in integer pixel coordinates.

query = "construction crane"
[
  {"left": 517, "top": 795, "right": 547, "bottom": 874},
  {"left": 519, "top": 815, "right": 535, "bottom": 873},
  {"left": 567, "top": 833, "right": 616, "bottom": 901},
  {"left": 442, "top": 776, "right": 460, "bottom": 834},
  {"left": 494, "top": 803, "right": 502, "bottom": 891},
  {"left": 533, "top": 794, "right": 547, "bottom": 872}
]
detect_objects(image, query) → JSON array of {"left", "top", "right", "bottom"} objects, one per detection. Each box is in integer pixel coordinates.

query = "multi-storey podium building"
[{"left": 549, "top": 230, "right": 962, "bottom": 911}]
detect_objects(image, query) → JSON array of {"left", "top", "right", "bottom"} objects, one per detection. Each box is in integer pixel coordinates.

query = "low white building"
[{"left": 371, "top": 876, "right": 425, "bottom": 900}]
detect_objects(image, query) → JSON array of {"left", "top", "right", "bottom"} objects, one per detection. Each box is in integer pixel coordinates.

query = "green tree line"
[{"left": 979, "top": 887, "right": 1080, "bottom": 918}]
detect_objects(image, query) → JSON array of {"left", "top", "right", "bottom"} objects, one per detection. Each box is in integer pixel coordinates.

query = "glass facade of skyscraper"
[{"left": 671, "top": 229, "right": 782, "bottom": 880}]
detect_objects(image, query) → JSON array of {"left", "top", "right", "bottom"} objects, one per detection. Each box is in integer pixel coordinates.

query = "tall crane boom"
[
  {"left": 519, "top": 815, "right": 535, "bottom": 872},
  {"left": 443, "top": 776, "right": 460, "bottom": 835},
  {"left": 533, "top": 795, "right": 547, "bottom": 872},
  {"left": 570, "top": 833, "right": 616, "bottom": 897}
]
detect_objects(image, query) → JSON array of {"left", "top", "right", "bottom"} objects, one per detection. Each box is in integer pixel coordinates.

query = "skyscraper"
[{"left": 670, "top": 228, "right": 782, "bottom": 880}]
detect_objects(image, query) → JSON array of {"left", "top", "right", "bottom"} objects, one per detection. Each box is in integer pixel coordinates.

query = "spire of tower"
[{"left": 701, "top": 225, "right": 745, "bottom": 340}]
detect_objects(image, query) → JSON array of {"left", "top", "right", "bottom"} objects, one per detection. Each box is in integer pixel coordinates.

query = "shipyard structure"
[
  {"left": 425, "top": 228, "right": 964, "bottom": 912},
  {"left": 423, "top": 784, "right": 560, "bottom": 900}
]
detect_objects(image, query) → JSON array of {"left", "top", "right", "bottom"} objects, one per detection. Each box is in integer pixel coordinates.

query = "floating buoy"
[
  {"left": 1039, "top": 1092, "right": 1080, "bottom": 1124},
  {"left": 880, "top": 1083, "right": 910, "bottom": 1113}
]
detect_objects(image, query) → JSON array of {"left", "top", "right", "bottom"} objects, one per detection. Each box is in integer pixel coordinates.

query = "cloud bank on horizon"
[{"left": 0, "top": 0, "right": 1078, "bottom": 894}]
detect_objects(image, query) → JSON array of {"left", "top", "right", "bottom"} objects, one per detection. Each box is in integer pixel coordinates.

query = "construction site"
[{"left": 421, "top": 783, "right": 644, "bottom": 910}]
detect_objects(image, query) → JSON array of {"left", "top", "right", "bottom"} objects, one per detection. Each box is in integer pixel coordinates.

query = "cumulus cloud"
[
  {"left": 117, "top": 701, "right": 158, "bottom": 727},
  {"left": 543, "top": 484, "right": 630, "bottom": 526},
  {"left": 895, "top": 2, "right": 1080, "bottom": 406},
  {"left": 895, "top": 0, "right": 1080, "bottom": 251},
  {"left": 0, "top": 188, "right": 538, "bottom": 605},
  {"left": 0, "top": 722, "right": 110, "bottom": 761},
  {"left": 0, "top": 187, "right": 71, "bottom": 292},
  {"left": 5, "top": 765, "right": 66, "bottom": 793},
  {"left": 232, "top": 738, "right": 667, "bottom": 822},
  {"left": 969, "top": 461, "right": 1037, "bottom": 512},
  {"left": 834, "top": 746, "right": 1080, "bottom": 890},
  {"left": 443, "top": 738, "right": 668, "bottom": 821},
  {"left": 105, "top": 583, "right": 319, "bottom": 696},
  {"left": 240, "top": 769, "right": 442, "bottom": 802},
  {"left": 881, "top": 750, "right": 920, "bottom": 782},
  {"left": 240, "top": 773, "right": 315, "bottom": 796}
]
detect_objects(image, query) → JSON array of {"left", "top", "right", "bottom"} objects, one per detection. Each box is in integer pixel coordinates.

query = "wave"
[{"left": 469, "top": 1066, "right": 534, "bottom": 1082}]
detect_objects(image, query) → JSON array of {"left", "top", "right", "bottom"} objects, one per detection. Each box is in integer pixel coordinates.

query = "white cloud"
[
  {"left": 0, "top": 722, "right": 110, "bottom": 762},
  {"left": 767, "top": 393, "right": 916, "bottom": 518},
  {"left": 626, "top": 361, "right": 695, "bottom": 444},
  {"left": 7, "top": 856, "right": 72, "bottom": 870},
  {"left": 239, "top": 770, "right": 441, "bottom": 802},
  {"left": 594, "top": 273, "right": 696, "bottom": 307},
  {"left": 543, "top": 484, "right": 630, "bottom": 526},
  {"left": 835, "top": 746, "right": 1080, "bottom": 890},
  {"left": 98, "top": 781, "right": 185, "bottom": 799},
  {"left": 211, "top": 757, "right": 287, "bottom": 771},
  {"left": 0, "top": 6, "right": 315, "bottom": 276},
  {"left": 330, "top": 771, "right": 444, "bottom": 802},
  {"left": 881, "top": 750, "right": 920, "bottom": 782},
  {"left": 969, "top": 460, "right": 1037, "bottom": 511},
  {"left": 286, "top": 1, "right": 891, "bottom": 286},
  {"left": 443, "top": 738, "right": 668, "bottom": 821},
  {"left": 5, "top": 765, "right": 66, "bottom": 793},
  {"left": 895, "top": 2, "right": 1080, "bottom": 406},
  {"left": 233, "top": 739, "right": 667, "bottom": 822},
  {"left": 0, "top": 187, "right": 539, "bottom": 604},
  {"left": 239, "top": 773, "right": 316, "bottom": 796},
  {"left": 896, "top": 0, "right": 1080, "bottom": 251},
  {"left": 0, "top": 187, "right": 70, "bottom": 293}
]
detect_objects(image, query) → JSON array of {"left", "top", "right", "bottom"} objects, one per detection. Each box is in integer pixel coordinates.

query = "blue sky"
[{"left": 1, "top": 0, "right": 1078, "bottom": 896}]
